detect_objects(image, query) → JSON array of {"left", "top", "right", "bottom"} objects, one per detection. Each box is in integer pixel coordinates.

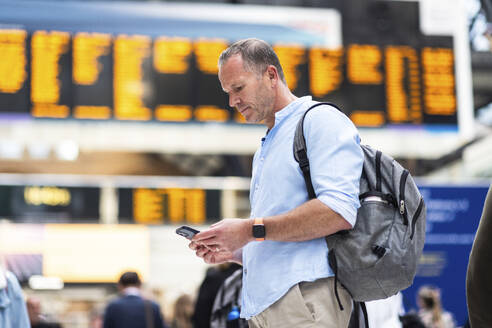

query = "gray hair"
[{"left": 218, "top": 38, "right": 286, "bottom": 84}]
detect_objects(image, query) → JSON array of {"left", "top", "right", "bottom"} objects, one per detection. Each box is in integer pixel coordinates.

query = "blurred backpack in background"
[{"left": 210, "top": 269, "right": 247, "bottom": 328}]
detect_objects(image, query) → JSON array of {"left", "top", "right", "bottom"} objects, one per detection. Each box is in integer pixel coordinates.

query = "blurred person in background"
[
  {"left": 193, "top": 263, "right": 241, "bottom": 328},
  {"left": 89, "top": 306, "right": 104, "bottom": 328},
  {"left": 171, "top": 294, "right": 194, "bottom": 328},
  {"left": 103, "top": 271, "right": 168, "bottom": 328},
  {"left": 26, "top": 296, "right": 62, "bottom": 328},
  {"left": 0, "top": 263, "right": 30, "bottom": 327},
  {"left": 190, "top": 38, "right": 363, "bottom": 327},
  {"left": 466, "top": 184, "right": 492, "bottom": 328},
  {"left": 416, "top": 285, "right": 456, "bottom": 328}
]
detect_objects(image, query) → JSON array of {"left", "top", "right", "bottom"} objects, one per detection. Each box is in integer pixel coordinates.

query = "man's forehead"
[
  {"left": 220, "top": 54, "right": 245, "bottom": 74},
  {"left": 219, "top": 56, "right": 248, "bottom": 89}
]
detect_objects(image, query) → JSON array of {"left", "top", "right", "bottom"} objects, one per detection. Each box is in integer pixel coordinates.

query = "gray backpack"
[
  {"left": 293, "top": 103, "right": 426, "bottom": 311},
  {"left": 210, "top": 268, "right": 248, "bottom": 328}
]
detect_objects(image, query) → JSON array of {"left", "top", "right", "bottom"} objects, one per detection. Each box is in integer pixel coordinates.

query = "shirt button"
[{"left": 244, "top": 269, "right": 247, "bottom": 275}]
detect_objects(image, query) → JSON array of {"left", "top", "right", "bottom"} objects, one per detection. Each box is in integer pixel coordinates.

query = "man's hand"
[
  {"left": 192, "top": 218, "right": 253, "bottom": 254},
  {"left": 189, "top": 242, "right": 243, "bottom": 265}
]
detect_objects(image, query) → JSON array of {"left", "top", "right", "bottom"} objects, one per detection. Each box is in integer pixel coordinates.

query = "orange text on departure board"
[
  {"left": 133, "top": 188, "right": 206, "bottom": 224},
  {"left": 309, "top": 47, "right": 343, "bottom": 97},
  {"left": 421, "top": 47, "right": 456, "bottom": 116},
  {"left": 113, "top": 34, "right": 152, "bottom": 121},
  {"left": 73, "top": 32, "right": 111, "bottom": 85},
  {"left": 385, "top": 46, "right": 422, "bottom": 123},
  {"left": 153, "top": 37, "right": 193, "bottom": 122},
  {"left": 274, "top": 44, "right": 306, "bottom": 91},
  {"left": 193, "top": 39, "right": 229, "bottom": 121},
  {"left": 31, "top": 30, "right": 70, "bottom": 118},
  {"left": 73, "top": 32, "right": 112, "bottom": 120},
  {"left": 0, "top": 29, "right": 27, "bottom": 93},
  {"left": 347, "top": 44, "right": 383, "bottom": 84},
  {"left": 194, "top": 38, "right": 228, "bottom": 75},
  {"left": 154, "top": 36, "right": 192, "bottom": 74}
]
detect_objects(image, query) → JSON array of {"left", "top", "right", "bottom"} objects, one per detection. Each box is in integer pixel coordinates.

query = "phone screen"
[{"left": 176, "top": 225, "right": 200, "bottom": 240}]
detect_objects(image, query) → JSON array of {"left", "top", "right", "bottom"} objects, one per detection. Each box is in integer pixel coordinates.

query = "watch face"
[{"left": 253, "top": 224, "right": 266, "bottom": 238}]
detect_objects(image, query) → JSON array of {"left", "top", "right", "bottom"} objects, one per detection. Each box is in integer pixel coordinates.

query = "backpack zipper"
[
  {"left": 399, "top": 170, "right": 409, "bottom": 225},
  {"left": 410, "top": 197, "right": 424, "bottom": 240}
]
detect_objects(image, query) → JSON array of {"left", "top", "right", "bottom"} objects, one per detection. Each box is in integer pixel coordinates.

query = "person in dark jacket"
[
  {"left": 466, "top": 185, "right": 492, "bottom": 327},
  {"left": 103, "top": 271, "right": 167, "bottom": 328}
]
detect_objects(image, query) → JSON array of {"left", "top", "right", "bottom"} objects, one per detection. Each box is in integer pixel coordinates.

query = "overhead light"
[
  {"left": 28, "top": 275, "right": 64, "bottom": 290},
  {"left": 55, "top": 140, "right": 79, "bottom": 161},
  {"left": 0, "top": 140, "right": 23, "bottom": 160},
  {"left": 27, "top": 142, "right": 51, "bottom": 160}
]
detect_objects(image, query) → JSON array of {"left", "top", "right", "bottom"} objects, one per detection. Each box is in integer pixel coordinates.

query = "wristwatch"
[{"left": 252, "top": 217, "right": 266, "bottom": 241}]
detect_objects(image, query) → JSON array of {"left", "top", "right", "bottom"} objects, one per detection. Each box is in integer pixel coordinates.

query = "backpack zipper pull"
[{"left": 400, "top": 200, "right": 405, "bottom": 215}]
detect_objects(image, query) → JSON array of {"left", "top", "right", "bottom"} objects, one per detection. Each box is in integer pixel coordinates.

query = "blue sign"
[{"left": 401, "top": 183, "right": 490, "bottom": 326}]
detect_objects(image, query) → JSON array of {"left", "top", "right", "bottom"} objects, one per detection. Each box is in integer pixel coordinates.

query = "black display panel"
[
  {"left": 192, "top": 39, "right": 230, "bottom": 123},
  {"left": 153, "top": 37, "right": 194, "bottom": 122},
  {"left": 0, "top": 185, "right": 100, "bottom": 222},
  {"left": 336, "top": 0, "right": 457, "bottom": 127},
  {"left": 72, "top": 32, "right": 113, "bottom": 119}
]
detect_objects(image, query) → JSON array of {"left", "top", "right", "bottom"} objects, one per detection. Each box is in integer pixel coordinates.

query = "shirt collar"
[
  {"left": 122, "top": 286, "right": 141, "bottom": 296},
  {"left": 273, "top": 96, "right": 312, "bottom": 127}
]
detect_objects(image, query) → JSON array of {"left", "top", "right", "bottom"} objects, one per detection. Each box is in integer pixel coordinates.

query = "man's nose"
[{"left": 229, "top": 94, "right": 239, "bottom": 109}]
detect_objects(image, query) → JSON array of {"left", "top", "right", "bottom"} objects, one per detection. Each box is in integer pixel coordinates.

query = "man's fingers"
[
  {"left": 195, "top": 246, "right": 210, "bottom": 258},
  {"left": 188, "top": 241, "right": 199, "bottom": 250},
  {"left": 192, "top": 229, "right": 217, "bottom": 242}
]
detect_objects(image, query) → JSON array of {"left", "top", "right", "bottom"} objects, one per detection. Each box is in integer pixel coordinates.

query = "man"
[
  {"left": 190, "top": 38, "right": 363, "bottom": 327},
  {"left": 466, "top": 184, "right": 492, "bottom": 327},
  {"left": 103, "top": 271, "right": 167, "bottom": 328}
]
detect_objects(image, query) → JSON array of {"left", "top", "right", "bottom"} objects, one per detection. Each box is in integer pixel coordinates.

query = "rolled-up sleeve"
[{"left": 303, "top": 106, "right": 363, "bottom": 227}]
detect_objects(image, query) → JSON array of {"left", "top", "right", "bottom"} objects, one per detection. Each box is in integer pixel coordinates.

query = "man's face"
[{"left": 218, "top": 54, "right": 275, "bottom": 126}]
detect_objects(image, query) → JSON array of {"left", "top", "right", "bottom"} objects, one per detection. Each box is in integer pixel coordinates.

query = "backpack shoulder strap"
[{"left": 293, "top": 102, "right": 342, "bottom": 200}]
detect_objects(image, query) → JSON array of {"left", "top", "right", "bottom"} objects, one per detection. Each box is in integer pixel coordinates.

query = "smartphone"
[{"left": 176, "top": 225, "right": 200, "bottom": 240}]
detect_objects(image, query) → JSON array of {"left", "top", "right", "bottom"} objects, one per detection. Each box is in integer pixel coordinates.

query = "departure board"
[
  {"left": 193, "top": 39, "right": 230, "bottom": 123},
  {"left": 73, "top": 32, "right": 113, "bottom": 119},
  {"left": 30, "top": 30, "right": 72, "bottom": 119},
  {"left": 337, "top": 0, "right": 457, "bottom": 127},
  {"left": 0, "top": 0, "right": 458, "bottom": 128},
  {"left": 0, "top": 185, "right": 99, "bottom": 222},
  {"left": 0, "top": 29, "right": 29, "bottom": 114},
  {"left": 309, "top": 47, "right": 344, "bottom": 98},
  {"left": 274, "top": 44, "right": 309, "bottom": 96},
  {"left": 153, "top": 36, "right": 193, "bottom": 122},
  {"left": 113, "top": 34, "right": 153, "bottom": 121},
  {"left": 118, "top": 187, "right": 221, "bottom": 225}
]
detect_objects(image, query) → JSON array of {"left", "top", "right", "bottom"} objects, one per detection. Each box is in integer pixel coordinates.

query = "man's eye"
[{"left": 235, "top": 86, "right": 243, "bottom": 92}]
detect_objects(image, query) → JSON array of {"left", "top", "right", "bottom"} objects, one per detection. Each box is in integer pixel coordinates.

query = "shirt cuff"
[{"left": 317, "top": 193, "right": 359, "bottom": 227}]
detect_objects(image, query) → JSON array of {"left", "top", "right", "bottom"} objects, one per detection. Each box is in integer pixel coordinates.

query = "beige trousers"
[{"left": 248, "top": 277, "right": 352, "bottom": 328}]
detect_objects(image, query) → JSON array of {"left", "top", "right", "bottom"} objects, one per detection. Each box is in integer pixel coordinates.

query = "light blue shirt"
[
  {"left": 0, "top": 271, "right": 30, "bottom": 328},
  {"left": 240, "top": 96, "right": 363, "bottom": 319}
]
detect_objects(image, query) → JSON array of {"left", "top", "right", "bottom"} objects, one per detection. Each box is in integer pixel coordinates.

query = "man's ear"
[{"left": 266, "top": 65, "right": 278, "bottom": 86}]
